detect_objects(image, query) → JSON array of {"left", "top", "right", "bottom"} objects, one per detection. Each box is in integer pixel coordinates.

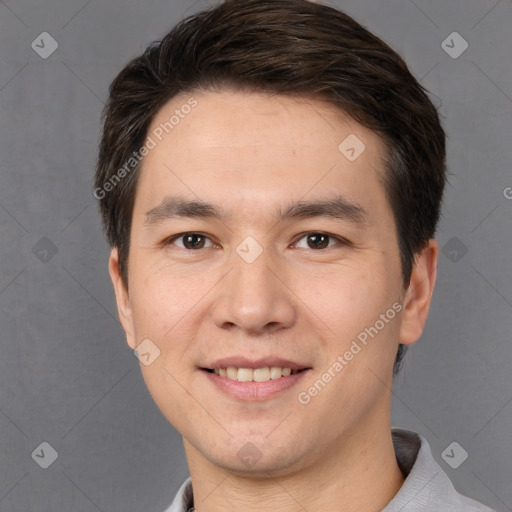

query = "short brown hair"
[{"left": 95, "top": 0, "right": 446, "bottom": 374}]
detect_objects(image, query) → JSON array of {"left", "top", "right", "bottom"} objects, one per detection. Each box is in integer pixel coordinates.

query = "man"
[{"left": 94, "top": 0, "right": 495, "bottom": 510}]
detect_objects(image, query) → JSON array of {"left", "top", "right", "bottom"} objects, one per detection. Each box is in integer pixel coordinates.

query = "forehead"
[
  {"left": 147, "top": 88, "right": 385, "bottom": 156},
  {"left": 136, "top": 89, "right": 389, "bottom": 218}
]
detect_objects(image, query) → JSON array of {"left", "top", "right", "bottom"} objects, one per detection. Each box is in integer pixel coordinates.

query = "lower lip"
[{"left": 202, "top": 369, "right": 310, "bottom": 401}]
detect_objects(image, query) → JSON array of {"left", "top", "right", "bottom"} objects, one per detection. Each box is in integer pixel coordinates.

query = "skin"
[{"left": 109, "top": 89, "right": 438, "bottom": 512}]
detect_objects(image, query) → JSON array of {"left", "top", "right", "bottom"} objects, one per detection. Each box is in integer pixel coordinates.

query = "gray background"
[{"left": 0, "top": 0, "right": 511, "bottom": 510}]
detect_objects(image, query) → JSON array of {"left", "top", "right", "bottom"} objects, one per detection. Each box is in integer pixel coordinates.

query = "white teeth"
[
  {"left": 212, "top": 366, "right": 300, "bottom": 382},
  {"left": 237, "top": 368, "right": 253, "bottom": 382},
  {"left": 227, "top": 367, "right": 238, "bottom": 379},
  {"left": 253, "top": 367, "right": 270, "bottom": 382},
  {"left": 270, "top": 366, "right": 282, "bottom": 379}
]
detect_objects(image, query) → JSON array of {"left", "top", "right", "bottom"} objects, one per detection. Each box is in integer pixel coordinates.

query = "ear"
[
  {"left": 108, "top": 248, "right": 137, "bottom": 350},
  {"left": 399, "top": 239, "right": 438, "bottom": 346}
]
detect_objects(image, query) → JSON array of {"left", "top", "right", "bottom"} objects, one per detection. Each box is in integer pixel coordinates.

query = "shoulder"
[{"left": 385, "top": 428, "right": 496, "bottom": 512}]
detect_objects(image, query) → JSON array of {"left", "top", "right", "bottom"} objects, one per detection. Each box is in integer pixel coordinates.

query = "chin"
[{"left": 199, "top": 436, "right": 308, "bottom": 478}]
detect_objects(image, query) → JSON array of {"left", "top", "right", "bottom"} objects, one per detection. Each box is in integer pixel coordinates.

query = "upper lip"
[{"left": 203, "top": 356, "right": 311, "bottom": 371}]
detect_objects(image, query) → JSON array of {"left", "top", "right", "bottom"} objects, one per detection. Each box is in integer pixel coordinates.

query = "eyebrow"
[{"left": 143, "top": 195, "right": 368, "bottom": 227}]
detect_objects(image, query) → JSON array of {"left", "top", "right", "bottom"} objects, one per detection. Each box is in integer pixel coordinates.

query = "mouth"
[
  {"left": 201, "top": 366, "right": 309, "bottom": 382},
  {"left": 199, "top": 359, "right": 312, "bottom": 400}
]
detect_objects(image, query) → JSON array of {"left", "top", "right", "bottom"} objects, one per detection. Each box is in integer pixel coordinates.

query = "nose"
[{"left": 210, "top": 247, "right": 297, "bottom": 336}]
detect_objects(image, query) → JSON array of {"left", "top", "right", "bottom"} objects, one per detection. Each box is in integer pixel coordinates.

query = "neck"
[{"left": 184, "top": 417, "right": 404, "bottom": 512}]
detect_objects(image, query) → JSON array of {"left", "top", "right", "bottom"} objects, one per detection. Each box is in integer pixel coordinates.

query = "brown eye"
[
  {"left": 294, "top": 232, "right": 342, "bottom": 250},
  {"left": 166, "top": 233, "right": 214, "bottom": 250},
  {"left": 306, "top": 233, "right": 330, "bottom": 249},
  {"left": 182, "top": 234, "right": 206, "bottom": 249}
]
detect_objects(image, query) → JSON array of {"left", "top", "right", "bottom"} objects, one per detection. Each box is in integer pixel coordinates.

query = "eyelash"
[{"left": 162, "top": 231, "right": 351, "bottom": 251}]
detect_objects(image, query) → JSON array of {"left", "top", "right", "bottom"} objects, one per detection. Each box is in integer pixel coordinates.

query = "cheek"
[
  {"left": 298, "top": 259, "right": 402, "bottom": 387},
  {"left": 129, "top": 259, "right": 214, "bottom": 340},
  {"left": 295, "top": 262, "right": 392, "bottom": 340}
]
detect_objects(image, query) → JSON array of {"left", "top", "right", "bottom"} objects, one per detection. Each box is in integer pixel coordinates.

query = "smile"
[
  {"left": 204, "top": 366, "right": 306, "bottom": 382},
  {"left": 201, "top": 365, "right": 311, "bottom": 401}
]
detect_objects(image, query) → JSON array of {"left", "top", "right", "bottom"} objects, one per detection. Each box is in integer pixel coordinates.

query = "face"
[{"left": 110, "top": 89, "right": 436, "bottom": 477}]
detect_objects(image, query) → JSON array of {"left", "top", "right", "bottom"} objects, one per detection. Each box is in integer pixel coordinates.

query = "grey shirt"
[{"left": 164, "top": 428, "right": 495, "bottom": 512}]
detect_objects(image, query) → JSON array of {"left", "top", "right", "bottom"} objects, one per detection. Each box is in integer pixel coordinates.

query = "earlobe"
[
  {"left": 399, "top": 239, "right": 438, "bottom": 346},
  {"left": 108, "top": 248, "right": 137, "bottom": 349}
]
